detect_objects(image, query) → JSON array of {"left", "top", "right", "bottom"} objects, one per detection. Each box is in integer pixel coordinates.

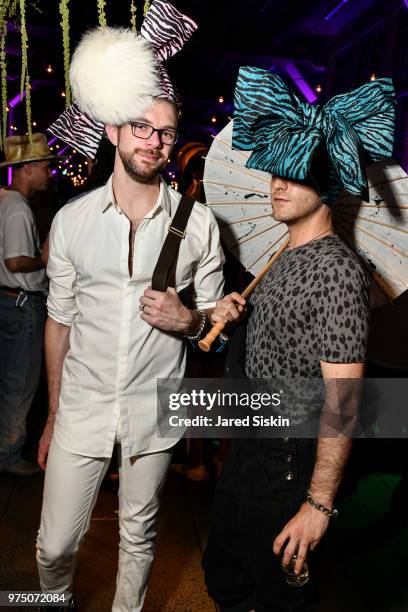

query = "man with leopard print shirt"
[{"left": 202, "top": 68, "right": 395, "bottom": 611}]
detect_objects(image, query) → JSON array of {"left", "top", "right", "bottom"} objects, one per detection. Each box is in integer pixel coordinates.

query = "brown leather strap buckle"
[
  {"left": 168, "top": 225, "right": 186, "bottom": 239},
  {"left": 151, "top": 194, "right": 195, "bottom": 292}
]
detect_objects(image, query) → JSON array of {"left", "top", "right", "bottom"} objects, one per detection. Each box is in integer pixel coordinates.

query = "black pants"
[{"left": 203, "top": 438, "right": 318, "bottom": 612}]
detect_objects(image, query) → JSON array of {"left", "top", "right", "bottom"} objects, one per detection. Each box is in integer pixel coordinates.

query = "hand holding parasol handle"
[{"left": 198, "top": 238, "right": 290, "bottom": 352}]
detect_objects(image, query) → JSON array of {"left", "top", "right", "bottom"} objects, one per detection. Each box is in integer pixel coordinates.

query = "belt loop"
[{"left": 15, "top": 291, "right": 28, "bottom": 308}]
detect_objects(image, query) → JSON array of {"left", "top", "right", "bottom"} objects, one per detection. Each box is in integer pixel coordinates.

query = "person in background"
[{"left": 0, "top": 133, "right": 55, "bottom": 476}]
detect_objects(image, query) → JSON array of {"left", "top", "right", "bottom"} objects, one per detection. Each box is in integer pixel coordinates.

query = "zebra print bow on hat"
[
  {"left": 48, "top": 0, "right": 197, "bottom": 159},
  {"left": 232, "top": 66, "right": 396, "bottom": 204},
  {"left": 140, "top": 0, "right": 197, "bottom": 105}
]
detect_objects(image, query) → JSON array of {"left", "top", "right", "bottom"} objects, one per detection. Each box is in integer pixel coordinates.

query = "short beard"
[
  {"left": 272, "top": 199, "right": 323, "bottom": 224},
  {"left": 118, "top": 148, "right": 164, "bottom": 184}
]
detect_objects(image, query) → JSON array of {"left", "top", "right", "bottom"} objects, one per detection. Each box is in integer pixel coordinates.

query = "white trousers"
[{"left": 36, "top": 437, "right": 172, "bottom": 612}]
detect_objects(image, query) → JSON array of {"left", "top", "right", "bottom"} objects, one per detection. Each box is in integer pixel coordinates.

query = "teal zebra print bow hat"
[{"left": 232, "top": 66, "right": 396, "bottom": 204}]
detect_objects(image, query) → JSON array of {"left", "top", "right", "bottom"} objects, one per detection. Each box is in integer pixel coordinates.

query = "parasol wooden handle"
[{"left": 198, "top": 237, "right": 290, "bottom": 352}]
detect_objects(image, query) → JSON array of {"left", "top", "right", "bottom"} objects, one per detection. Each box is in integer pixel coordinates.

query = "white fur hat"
[{"left": 70, "top": 26, "right": 160, "bottom": 125}]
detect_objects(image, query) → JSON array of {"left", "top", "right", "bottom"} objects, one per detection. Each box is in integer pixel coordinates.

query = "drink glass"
[{"left": 282, "top": 554, "right": 309, "bottom": 587}]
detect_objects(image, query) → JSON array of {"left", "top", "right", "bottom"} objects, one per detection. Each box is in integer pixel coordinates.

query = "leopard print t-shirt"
[{"left": 245, "top": 235, "right": 370, "bottom": 379}]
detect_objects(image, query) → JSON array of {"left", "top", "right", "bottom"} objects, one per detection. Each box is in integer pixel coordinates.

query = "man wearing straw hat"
[
  {"left": 35, "top": 2, "right": 224, "bottom": 610},
  {"left": 0, "top": 133, "right": 55, "bottom": 477},
  {"left": 203, "top": 67, "right": 395, "bottom": 611}
]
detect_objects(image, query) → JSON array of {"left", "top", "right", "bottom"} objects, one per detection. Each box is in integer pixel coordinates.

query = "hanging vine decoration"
[
  {"left": 19, "top": 0, "right": 27, "bottom": 99},
  {"left": 25, "top": 73, "right": 32, "bottom": 139},
  {"left": 59, "top": 0, "right": 71, "bottom": 106},
  {"left": 0, "top": 21, "right": 7, "bottom": 149},
  {"left": 0, "top": 0, "right": 14, "bottom": 28},
  {"left": 0, "top": 0, "right": 16, "bottom": 149},
  {"left": 130, "top": 0, "right": 137, "bottom": 32},
  {"left": 97, "top": 0, "right": 107, "bottom": 27},
  {"left": 19, "top": 0, "right": 33, "bottom": 141},
  {"left": 143, "top": 0, "right": 150, "bottom": 17}
]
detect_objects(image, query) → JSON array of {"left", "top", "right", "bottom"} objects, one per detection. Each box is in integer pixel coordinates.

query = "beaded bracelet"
[{"left": 306, "top": 490, "right": 338, "bottom": 518}]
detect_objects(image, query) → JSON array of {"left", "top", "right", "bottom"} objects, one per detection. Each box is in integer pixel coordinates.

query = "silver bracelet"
[
  {"left": 184, "top": 311, "right": 208, "bottom": 341},
  {"left": 306, "top": 490, "right": 338, "bottom": 518}
]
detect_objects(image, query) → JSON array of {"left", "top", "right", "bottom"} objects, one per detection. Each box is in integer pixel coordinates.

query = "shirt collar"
[{"left": 101, "top": 174, "right": 172, "bottom": 217}]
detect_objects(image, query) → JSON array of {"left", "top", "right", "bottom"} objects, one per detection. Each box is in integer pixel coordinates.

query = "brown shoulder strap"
[{"left": 151, "top": 194, "right": 196, "bottom": 292}]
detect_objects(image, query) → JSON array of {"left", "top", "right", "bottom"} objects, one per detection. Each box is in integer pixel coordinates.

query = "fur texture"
[{"left": 70, "top": 27, "right": 160, "bottom": 125}]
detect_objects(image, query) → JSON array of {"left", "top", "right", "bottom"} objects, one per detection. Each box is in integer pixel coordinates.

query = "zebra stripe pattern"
[
  {"left": 141, "top": 0, "right": 197, "bottom": 103},
  {"left": 47, "top": 0, "right": 197, "bottom": 158},
  {"left": 48, "top": 102, "right": 104, "bottom": 159},
  {"left": 141, "top": 0, "right": 197, "bottom": 63},
  {"left": 232, "top": 66, "right": 396, "bottom": 204}
]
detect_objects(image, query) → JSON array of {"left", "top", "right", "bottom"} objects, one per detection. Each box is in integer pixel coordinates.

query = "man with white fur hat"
[{"left": 36, "top": 2, "right": 224, "bottom": 610}]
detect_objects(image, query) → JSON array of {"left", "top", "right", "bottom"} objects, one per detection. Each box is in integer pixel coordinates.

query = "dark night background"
[
  {"left": 1, "top": 3, "right": 408, "bottom": 609},
  {"left": 1, "top": 0, "right": 408, "bottom": 367},
  {"left": 2, "top": 0, "right": 408, "bottom": 176}
]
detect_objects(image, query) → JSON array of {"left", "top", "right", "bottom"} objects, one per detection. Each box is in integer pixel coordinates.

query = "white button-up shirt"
[{"left": 47, "top": 176, "right": 224, "bottom": 458}]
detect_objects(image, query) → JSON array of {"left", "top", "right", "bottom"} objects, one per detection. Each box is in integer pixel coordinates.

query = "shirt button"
[
  {"left": 284, "top": 470, "right": 294, "bottom": 481},
  {"left": 283, "top": 437, "right": 290, "bottom": 443},
  {"left": 286, "top": 454, "right": 293, "bottom": 463}
]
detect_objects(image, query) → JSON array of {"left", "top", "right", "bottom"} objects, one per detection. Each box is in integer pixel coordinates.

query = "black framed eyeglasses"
[{"left": 130, "top": 122, "right": 178, "bottom": 145}]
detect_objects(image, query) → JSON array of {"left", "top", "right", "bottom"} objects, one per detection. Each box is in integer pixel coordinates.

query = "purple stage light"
[
  {"left": 284, "top": 62, "right": 317, "bottom": 103},
  {"left": 325, "top": 0, "right": 349, "bottom": 21},
  {"left": 9, "top": 92, "right": 25, "bottom": 108},
  {"left": 48, "top": 136, "right": 58, "bottom": 146},
  {"left": 404, "top": 0, "right": 408, "bottom": 8}
]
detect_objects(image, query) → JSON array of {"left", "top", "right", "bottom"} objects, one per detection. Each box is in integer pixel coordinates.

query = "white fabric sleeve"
[
  {"left": 194, "top": 206, "right": 225, "bottom": 311},
  {"left": 3, "top": 212, "right": 37, "bottom": 259},
  {"left": 46, "top": 210, "right": 78, "bottom": 326}
]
